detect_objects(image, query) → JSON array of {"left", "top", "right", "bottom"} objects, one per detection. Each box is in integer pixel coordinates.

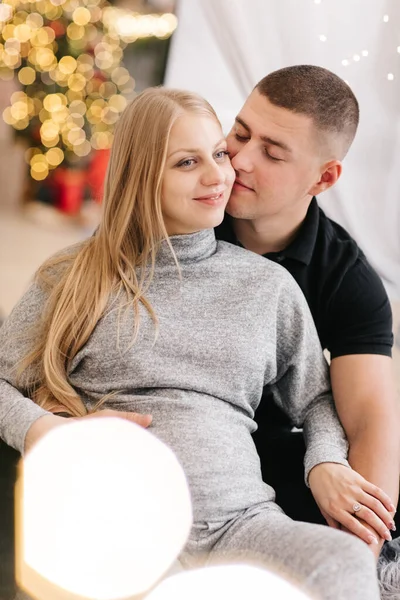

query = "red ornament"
[
  {"left": 49, "top": 21, "right": 66, "bottom": 38},
  {"left": 52, "top": 168, "right": 87, "bottom": 215}
]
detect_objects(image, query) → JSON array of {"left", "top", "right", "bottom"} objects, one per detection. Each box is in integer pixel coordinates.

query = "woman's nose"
[{"left": 201, "top": 162, "right": 225, "bottom": 186}]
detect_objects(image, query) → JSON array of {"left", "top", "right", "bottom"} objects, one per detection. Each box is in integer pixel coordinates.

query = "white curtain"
[{"left": 165, "top": 0, "right": 400, "bottom": 299}]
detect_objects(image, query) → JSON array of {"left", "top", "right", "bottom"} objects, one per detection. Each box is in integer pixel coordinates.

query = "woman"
[{"left": 0, "top": 88, "right": 391, "bottom": 599}]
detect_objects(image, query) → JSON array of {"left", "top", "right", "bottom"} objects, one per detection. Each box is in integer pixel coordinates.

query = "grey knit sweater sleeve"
[
  {"left": 269, "top": 274, "right": 349, "bottom": 483},
  {"left": 0, "top": 281, "right": 52, "bottom": 451}
]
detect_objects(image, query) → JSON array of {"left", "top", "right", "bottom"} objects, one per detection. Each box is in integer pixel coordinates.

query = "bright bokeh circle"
[
  {"left": 17, "top": 417, "right": 192, "bottom": 600},
  {"left": 146, "top": 565, "right": 312, "bottom": 600}
]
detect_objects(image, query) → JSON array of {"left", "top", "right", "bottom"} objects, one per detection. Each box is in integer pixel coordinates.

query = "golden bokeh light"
[
  {"left": 46, "top": 147, "right": 64, "bottom": 166},
  {"left": 66, "top": 23, "right": 84, "bottom": 41},
  {"left": 0, "top": 4, "right": 13, "bottom": 24},
  {"left": 72, "top": 7, "right": 91, "bottom": 27},
  {"left": 25, "top": 13, "right": 44, "bottom": 30},
  {"left": 14, "top": 24, "right": 32, "bottom": 43},
  {"left": 1, "top": 0, "right": 179, "bottom": 181},
  {"left": 43, "top": 94, "right": 61, "bottom": 112},
  {"left": 108, "top": 93, "right": 127, "bottom": 112},
  {"left": 58, "top": 55, "right": 77, "bottom": 75},
  {"left": 68, "top": 73, "right": 87, "bottom": 92}
]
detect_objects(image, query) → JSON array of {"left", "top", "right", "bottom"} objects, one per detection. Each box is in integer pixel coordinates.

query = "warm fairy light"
[
  {"left": 353, "top": 54, "right": 360, "bottom": 62},
  {"left": 0, "top": 4, "right": 13, "bottom": 23},
  {"left": 388, "top": 73, "right": 394, "bottom": 81},
  {"left": 319, "top": 34, "right": 327, "bottom": 42},
  {"left": 383, "top": 14, "right": 389, "bottom": 23},
  {"left": 72, "top": 7, "right": 91, "bottom": 27},
  {"left": 18, "top": 66, "right": 36, "bottom": 85},
  {"left": 58, "top": 55, "right": 77, "bottom": 74},
  {"left": 362, "top": 50, "right": 369, "bottom": 57},
  {"left": 46, "top": 147, "right": 64, "bottom": 166},
  {"left": 0, "top": 0, "right": 179, "bottom": 180},
  {"left": 342, "top": 59, "right": 349, "bottom": 66}
]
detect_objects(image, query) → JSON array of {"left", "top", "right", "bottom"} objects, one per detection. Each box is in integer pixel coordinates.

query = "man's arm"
[
  {"left": 331, "top": 353, "right": 400, "bottom": 554},
  {"left": 331, "top": 354, "right": 399, "bottom": 504}
]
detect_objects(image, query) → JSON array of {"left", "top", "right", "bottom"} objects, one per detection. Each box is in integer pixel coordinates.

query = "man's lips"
[{"left": 233, "top": 179, "right": 254, "bottom": 191}]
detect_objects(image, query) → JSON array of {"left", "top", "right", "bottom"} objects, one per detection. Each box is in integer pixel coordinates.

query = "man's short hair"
[{"left": 255, "top": 65, "right": 359, "bottom": 158}]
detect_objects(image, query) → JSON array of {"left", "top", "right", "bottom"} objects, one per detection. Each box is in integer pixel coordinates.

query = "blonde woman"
[{"left": 0, "top": 88, "right": 388, "bottom": 600}]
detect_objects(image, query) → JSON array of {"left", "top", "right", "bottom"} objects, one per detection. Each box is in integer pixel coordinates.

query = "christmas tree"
[{"left": 0, "top": 0, "right": 177, "bottom": 184}]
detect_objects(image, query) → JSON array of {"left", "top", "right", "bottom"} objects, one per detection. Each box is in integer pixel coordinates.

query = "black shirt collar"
[
  {"left": 275, "top": 197, "right": 320, "bottom": 265},
  {"left": 216, "top": 197, "right": 320, "bottom": 266}
]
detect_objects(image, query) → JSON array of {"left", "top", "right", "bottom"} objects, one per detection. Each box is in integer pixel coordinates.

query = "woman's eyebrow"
[{"left": 168, "top": 138, "right": 226, "bottom": 158}]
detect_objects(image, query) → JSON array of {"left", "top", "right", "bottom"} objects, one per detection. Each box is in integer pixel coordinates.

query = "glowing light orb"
[
  {"left": 17, "top": 418, "right": 192, "bottom": 600},
  {"left": 146, "top": 565, "right": 312, "bottom": 600}
]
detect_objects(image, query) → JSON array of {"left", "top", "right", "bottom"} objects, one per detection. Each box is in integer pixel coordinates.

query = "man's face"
[{"left": 226, "top": 90, "right": 325, "bottom": 222}]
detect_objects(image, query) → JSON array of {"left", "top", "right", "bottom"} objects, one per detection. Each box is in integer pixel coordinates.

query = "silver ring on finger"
[{"left": 352, "top": 502, "right": 362, "bottom": 515}]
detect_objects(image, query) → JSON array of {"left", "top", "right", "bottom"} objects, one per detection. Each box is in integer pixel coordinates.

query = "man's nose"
[{"left": 230, "top": 146, "right": 254, "bottom": 173}]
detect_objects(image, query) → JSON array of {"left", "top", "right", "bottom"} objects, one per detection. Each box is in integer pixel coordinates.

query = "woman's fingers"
[
  {"left": 359, "top": 490, "right": 396, "bottom": 532},
  {"left": 362, "top": 479, "right": 397, "bottom": 514},
  {"left": 350, "top": 502, "right": 392, "bottom": 542},
  {"left": 87, "top": 409, "right": 153, "bottom": 428},
  {"left": 338, "top": 511, "right": 382, "bottom": 546}
]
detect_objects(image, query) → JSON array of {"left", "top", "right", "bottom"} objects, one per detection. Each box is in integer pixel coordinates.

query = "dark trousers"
[{"left": 254, "top": 428, "right": 400, "bottom": 536}]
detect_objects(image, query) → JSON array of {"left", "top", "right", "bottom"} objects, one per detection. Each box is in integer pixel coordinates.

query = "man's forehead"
[{"left": 237, "top": 91, "right": 315, "bottom": 140}]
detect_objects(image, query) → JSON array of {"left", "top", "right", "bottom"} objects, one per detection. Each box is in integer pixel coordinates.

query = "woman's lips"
[{"left": 194, "top": 192, "right": 225, "bottom": 206}]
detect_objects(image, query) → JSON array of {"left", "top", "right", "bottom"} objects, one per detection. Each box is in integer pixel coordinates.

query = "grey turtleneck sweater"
[{"left": 0, "top": 229, "right": 348, "bottom": 521}]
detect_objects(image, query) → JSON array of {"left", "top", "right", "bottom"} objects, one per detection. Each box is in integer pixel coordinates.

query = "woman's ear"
[{"left": 308, "top": 160, "right": 342, "bottom": 196}]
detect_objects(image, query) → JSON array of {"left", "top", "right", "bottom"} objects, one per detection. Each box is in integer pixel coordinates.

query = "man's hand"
[
  {"left": 308, "top": 462, "right": 396, "bottom": 548},
  {"left": 25, "top": 409, "right": 152, "bottom": 453}
]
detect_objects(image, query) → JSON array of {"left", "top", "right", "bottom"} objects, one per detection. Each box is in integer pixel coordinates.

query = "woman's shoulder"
[
  {"left": 216, "top": 240, "right": 296, "bottom": 282},
  {"left": 36, "top": 240, "right": 88, "bottom": 284}
]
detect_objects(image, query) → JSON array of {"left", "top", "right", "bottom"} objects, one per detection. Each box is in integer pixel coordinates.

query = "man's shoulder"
[
  {"left": 316, "top": 207, "right": 360, "bottom": 263},
  {"left": 313, "top": 206, "right": 377, "bottom": 286}
]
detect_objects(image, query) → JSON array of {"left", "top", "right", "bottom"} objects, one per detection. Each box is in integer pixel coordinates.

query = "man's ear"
[{"left": 308, "top": 160, "right": 342, "bottom": 196}]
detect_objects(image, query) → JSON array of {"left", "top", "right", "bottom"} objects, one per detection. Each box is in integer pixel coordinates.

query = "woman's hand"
[
  {"left": 308, "top": 462, "right": 396, "bottom": 547},
  {"left": 24, "top": 409, "right": 152, "bottom": 454}
]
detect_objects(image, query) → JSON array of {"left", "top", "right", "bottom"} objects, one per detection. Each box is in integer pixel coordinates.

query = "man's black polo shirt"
[
  {"left": 216, "top": 197, "right": 393, "bottom": 360},
  {"left": 216, "top": 198, "right": 393, "bottom": 431}
]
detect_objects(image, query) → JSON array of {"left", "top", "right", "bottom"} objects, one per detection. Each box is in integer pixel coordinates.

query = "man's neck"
[{"left": 231, "top": 203, "right": 311, "bottom": 256}]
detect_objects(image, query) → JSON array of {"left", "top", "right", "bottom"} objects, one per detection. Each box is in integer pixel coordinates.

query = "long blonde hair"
[{"left": 18, "top": 88, "right": 220, "bottom": 416}]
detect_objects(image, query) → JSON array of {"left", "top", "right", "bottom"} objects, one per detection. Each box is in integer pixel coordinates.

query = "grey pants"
[{"left": 180, "top": 502, "right": 380, "bottom": 600}]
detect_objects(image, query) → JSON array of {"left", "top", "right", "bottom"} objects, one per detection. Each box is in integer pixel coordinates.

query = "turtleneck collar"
[{"left": 157, "top": 229, "right": 217, "bottom": 264}]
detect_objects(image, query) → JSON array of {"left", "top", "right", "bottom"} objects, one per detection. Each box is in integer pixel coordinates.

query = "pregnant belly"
[{"left": 101, "top": 390, "right": 274, "bottom": 520}]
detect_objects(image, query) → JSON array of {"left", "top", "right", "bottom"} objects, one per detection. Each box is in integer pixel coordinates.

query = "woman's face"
[{"left": 162, "top": 113, "right": 235, "bottom": 235}]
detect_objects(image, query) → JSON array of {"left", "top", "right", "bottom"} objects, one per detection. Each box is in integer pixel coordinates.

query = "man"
[{"left": 215, "top": 65, "right": 400, "bottom": 556}]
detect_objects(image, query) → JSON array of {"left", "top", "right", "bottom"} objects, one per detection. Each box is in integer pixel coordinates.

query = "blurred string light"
[{"left": 0, "top": 0, "right": 178, "bottom": 182}]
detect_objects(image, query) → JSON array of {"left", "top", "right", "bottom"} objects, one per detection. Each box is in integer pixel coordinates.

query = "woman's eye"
[
  {"left": 177, "top": 158, "right": 196, "bottom": 168},
  {"left": 214, "top": 150, "right": 230, "bottom": 161}
]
